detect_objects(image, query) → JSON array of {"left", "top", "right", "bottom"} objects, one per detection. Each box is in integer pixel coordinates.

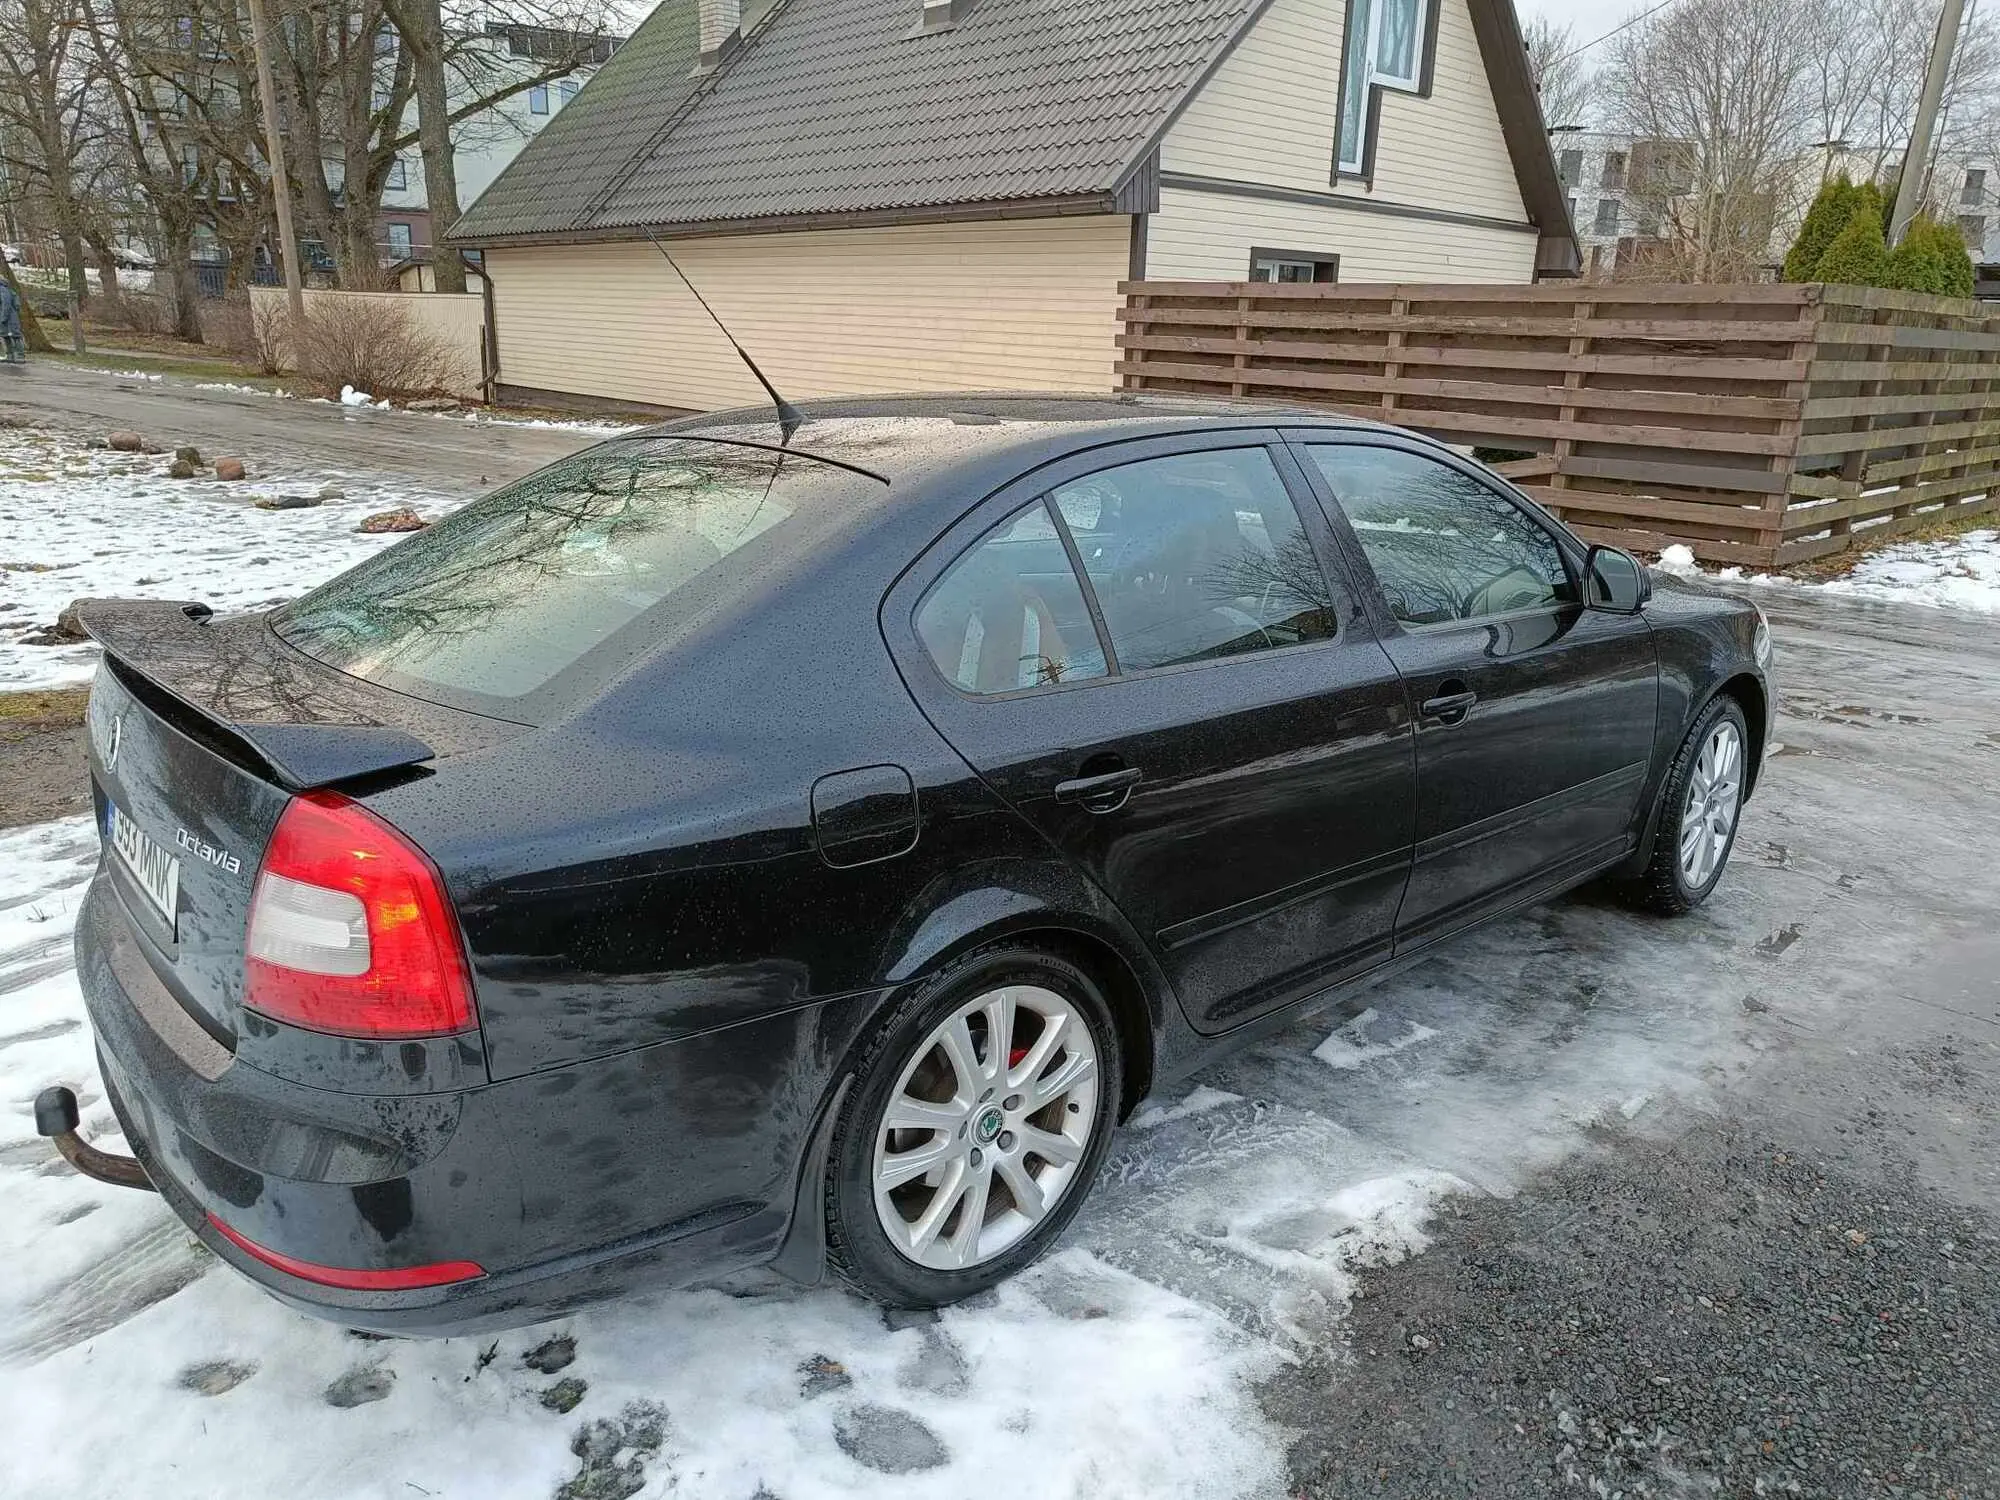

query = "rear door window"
[
  {"left": 274, "top": 439, "right": 883, "bottom": 720},
  {"left": 916, "top": 502, "right": 1108, "bottom": 694},
  {"left": 1052, "top": 447, "right": 1341, "bottom": 672}
]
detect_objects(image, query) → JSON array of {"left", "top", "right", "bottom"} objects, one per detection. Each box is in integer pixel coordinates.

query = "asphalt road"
[
  {"left": 0, "top": 357, "right": 606, "bottom": 500},
  {"left": 3, "top": 369, "right": 1996, "bottom": 1497},
  {"left": 1259, "top": 589, "right": 2000, "bottom": 1498}
]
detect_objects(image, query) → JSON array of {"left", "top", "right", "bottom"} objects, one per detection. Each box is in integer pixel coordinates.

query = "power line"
[{"left": 1548, "top": 0, "right": 1684, "bottom": 65}]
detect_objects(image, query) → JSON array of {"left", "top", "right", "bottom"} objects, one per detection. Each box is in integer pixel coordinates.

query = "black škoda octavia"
[{"left": 49, "top": 395, "right": 1771, "bottom": 1331}]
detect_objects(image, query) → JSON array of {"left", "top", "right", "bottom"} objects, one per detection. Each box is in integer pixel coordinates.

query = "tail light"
[{"left": 245, "top": 790, "right": 476, "bottom": 1037}]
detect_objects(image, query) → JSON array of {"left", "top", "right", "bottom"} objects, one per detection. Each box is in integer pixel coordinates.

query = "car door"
[
  {"left": 1291, "top": 436, "right": 1658, "bottom": 950},
  {"left": 885, "top": 431, "right": 1416, "bottom": 1033}
]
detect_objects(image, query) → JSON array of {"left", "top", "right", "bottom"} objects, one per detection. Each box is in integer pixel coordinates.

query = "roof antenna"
[{"left": 644, "top": 230, "right": 803, "bottom": 443}]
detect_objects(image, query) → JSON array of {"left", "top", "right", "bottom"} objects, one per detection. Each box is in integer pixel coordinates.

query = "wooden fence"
[{"left": 1116, "top": 280, "right": 2000, "bottom": 568}]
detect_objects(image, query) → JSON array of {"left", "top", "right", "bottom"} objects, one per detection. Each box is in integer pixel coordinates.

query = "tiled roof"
[{"left": 451, "top": 0, "right": 1258, "bottom": 241}]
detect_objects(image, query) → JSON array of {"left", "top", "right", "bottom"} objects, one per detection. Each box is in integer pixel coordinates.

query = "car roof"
[{"left": 623, "top": 392, "right": 1401, "bottom": 484}]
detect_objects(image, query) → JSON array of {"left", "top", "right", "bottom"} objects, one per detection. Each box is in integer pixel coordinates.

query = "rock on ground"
[{"left": 357, "top": 506, "right": 426, "bottom": 533}]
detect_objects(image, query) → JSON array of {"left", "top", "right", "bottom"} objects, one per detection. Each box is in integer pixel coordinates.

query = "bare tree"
[
  {"left": 0, "top": 0, "right": 98, "bottom": 301},
  {"left": 1603, "top": 0, "right": 1825, "bottom": 281},
  {"left": 1802, "top": 0, "right": 2000, "bottom": 179},
  {"left": 1523, "top": 16, "right": 1592, "bottom": 131}
]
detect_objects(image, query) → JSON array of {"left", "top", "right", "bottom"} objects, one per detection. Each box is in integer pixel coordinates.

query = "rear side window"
[
  {"left": 1304, "top": 444, "right": 1576, "bottom": 626},
  {"left": 916, "top": 503, "right": 1108, "bottom": 694},
  {"left": 274, "top": 439, "right": 882, "bottom": 719}
]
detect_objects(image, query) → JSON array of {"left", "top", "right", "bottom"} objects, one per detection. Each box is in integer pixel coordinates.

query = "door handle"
[
  {"left": 1420, "top": 685, "right": 1478, "bottom": 725},
  {"left": 1053, "top": 765, "right": 1143, "bottom": 812}
]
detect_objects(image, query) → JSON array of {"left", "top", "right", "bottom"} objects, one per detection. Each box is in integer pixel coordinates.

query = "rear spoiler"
[{"left": 78, "top": 598, "right": 439, "bottom": 791}]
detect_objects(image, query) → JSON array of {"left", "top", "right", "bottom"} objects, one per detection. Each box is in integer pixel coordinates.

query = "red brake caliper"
[{"left": 1009, "top": 1046, "right": 1029, "bottom": 1068}]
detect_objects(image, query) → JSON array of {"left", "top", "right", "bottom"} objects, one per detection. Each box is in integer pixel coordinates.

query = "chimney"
[
  {"left": 694, "top": 0, "right": 741, "bottom": 72},
  {"left": 918, "top": 0, "right": 978, "bottom": 32}
]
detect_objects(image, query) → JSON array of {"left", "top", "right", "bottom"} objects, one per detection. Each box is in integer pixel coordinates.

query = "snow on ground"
[
  {"left": 1657, "top": 530, "right": 2000, "bottom": 613},
  {"left": 0, "top": 784, "right": 1783, "bottom": 1497},
  {"left": 0, "top": 414, "right": 1800, "bottom": 1496},
  {"left": 0, "top": 755, "right": 1791, "bottom": 1499},
  {"left": 0, "top": 423, "right": 458, "bottom": 690},
  {"left": 0, "top": 819, "right": 1286, "bottom": 1500}
]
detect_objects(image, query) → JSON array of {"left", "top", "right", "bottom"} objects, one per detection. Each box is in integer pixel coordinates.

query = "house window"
[
  {"left": 1963, "top": 169, "right": 1986, "bottom": 205},
  {"left": 1600, "top": 152, "right": 1627, "bottom": 190},
  {"left": 1956, "top": 214, "right": 1986, "bottom": 251},
  {"left": 1593, "top": 198, "right": 1620, "bottom": 235},
  {"left": 1249, "top": 248, "right": 1339, "bottom": 283},
  {"left": 386, "top": 222, "right": 413, "bottom": 259},
  {"left": 558, "top": 79, "right": 580, "bottom": 105},
  {"left": 529, "top": 84, "right": 549, "bottom": 114},
  {"left": 1336, "top": 0, "right": 1433, "bottom": 177},
  {"left": 181, "top": 143, "right": 199, "bottom": 184},
  {"left": 385, "top": 158, "right": 407, "bottom": 190},
  {"left": 1557, "top": 148, "right": 1582, "bottom": 185}
]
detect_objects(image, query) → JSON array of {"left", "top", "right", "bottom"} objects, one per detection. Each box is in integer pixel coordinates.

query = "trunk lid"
[{"left": 80, "top": 599, "right": 520, "bottom": 1043}]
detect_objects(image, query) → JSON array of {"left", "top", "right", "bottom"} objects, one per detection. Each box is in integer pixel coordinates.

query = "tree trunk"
[
  {"left": 0, "top": 251, "right": 55, "bottom": 353},
  {"left": 84, "top": 233, "right": 122, "bottom": 302},
  {"left": 396, "top": 0, "right": 465, "bottom": 292},
  {"left": 161, "top": 222, "right": 205, "bottom": 343}
]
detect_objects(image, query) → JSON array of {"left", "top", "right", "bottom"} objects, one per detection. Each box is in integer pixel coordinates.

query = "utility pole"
[
  {"left": 245, "top": 0, "right": 306, "bottom": 321},
  {"left": 1889, "top": 0, "right": 1966, "bottom": 247}
]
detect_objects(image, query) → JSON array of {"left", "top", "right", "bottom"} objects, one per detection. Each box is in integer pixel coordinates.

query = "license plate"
[{"left": 108, "top": 803, "right": 180, "bottom": 931}]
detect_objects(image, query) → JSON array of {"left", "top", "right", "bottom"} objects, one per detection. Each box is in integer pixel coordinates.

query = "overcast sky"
[{"left": 1516, "top": 0, "right": 1643, "bottom": 46}]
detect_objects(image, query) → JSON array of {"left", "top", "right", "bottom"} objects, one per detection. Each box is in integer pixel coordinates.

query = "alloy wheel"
[
  {"left": 1678, "top": 719, "right": 1744, "bottom": 888},
  {"left": 871, "top": 983, "right": 1100, "bottom": 1271}
]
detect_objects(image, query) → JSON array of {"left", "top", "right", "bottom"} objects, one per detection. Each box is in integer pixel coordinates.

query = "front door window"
[{"left": 1301, "top": 445, "right": 1575, "bottom": 625}]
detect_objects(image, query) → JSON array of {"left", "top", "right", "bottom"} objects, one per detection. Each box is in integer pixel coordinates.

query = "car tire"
[
  {"left": 824, "top": 944, "right": 1122, "bottom": 1308},
  {"left": 1624, "top": 694, "right": 1750, "bottom": 916}
]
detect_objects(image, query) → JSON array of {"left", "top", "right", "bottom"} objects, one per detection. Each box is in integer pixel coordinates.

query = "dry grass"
[{"left": 0, "top": 686, "right": 89, "bottom": 727}]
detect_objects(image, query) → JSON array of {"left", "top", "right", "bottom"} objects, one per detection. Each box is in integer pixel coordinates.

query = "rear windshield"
[{"left": 272, "top": 438, "right": 883, "bottom": 721}]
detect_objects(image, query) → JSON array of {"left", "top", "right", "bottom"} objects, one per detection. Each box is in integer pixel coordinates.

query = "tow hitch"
[{"left": 34, "top": 1086, "right": 156, "bottom": 1191}]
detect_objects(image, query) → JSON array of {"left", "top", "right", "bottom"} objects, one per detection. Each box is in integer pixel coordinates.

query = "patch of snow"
[
  {"left": 0, "top": 424, "right": 458, "bottom": 690},
  {"left": 0, "top": 813, "right": 1285, "bottom": 1498},
  {"left": 1663, "top": 527, "right": 2000, "bottom": 614},
  {"left": 1655, "top": 543, "right": 1700, "bottom": 577},
  {"left": 453, "top": 410, "right": 640, "bottom": 437},
  {"left": 81, "top": 368, "right": 165, "bottom": 382},
  {"left": 338, "top": 384, "right": 390, "bottom": 409},
  {"left": 1808, "top": 527, "right": 2000, "bottom": 613},
  {"left": 1129, "top": 1084, "right": 1243, "bottom": 1130},
  {"left": 193, "top": 381, "right": 290, "bottom": 399},
  {"left": 1313, "top": 1007, "right": 1439, "bottom": 1071}
]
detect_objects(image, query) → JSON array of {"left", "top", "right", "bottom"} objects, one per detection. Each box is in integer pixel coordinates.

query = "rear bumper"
[
  {"left": 75, "top": 872, "right": 876, "bottom": 1334},
  {"left": 101, "top": 1063, "right": 775, "bottom": 1335}
]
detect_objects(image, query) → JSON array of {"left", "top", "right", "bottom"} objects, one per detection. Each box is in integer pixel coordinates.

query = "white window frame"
[{"left": 1336, "top": 0, "right": 1433, "bottom": 177}]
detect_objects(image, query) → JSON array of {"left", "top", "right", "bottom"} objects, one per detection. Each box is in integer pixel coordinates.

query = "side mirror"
[{"left": 1586, "top": 545, "right": 1650, "bottom": 614}]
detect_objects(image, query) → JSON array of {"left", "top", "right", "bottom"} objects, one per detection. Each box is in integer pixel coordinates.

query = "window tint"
[
  {"left": 1052, "top": 447, "right": 1339, "bottom": 673},
  {"left": 916, "top": 503, "right": 1108, "bottom": 695},
  {"left": 1305, "top": 445, "right": 1576, "bottom": 626}
]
